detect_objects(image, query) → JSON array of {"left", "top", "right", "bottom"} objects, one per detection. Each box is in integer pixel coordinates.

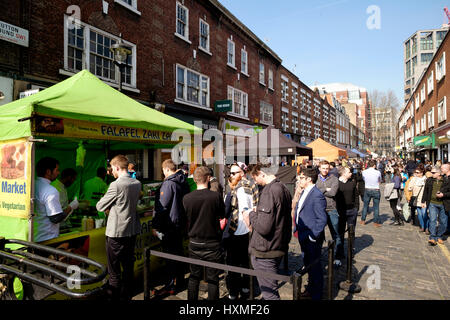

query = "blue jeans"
[
  {"left": 361, "top": 189, "right": 380, "bottom": 224},
  {"left": 416, "top": 206, "right": 429, "bottom": 230},
  {"left": 428, "top": 203, "right": 448, "bottom": 241},
  {"left": 327, "top": 209, "right": 341, "bottom": 257}
]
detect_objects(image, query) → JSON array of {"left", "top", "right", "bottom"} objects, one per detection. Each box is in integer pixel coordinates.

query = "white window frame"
[
  {"left": 175, "top": 64, "right": 210, "bottom": 110},
  {"left": 198, "top": 19, "right": 211, "bottom": 55},
  {"left": 260, "top": 101, "right": 273, "bottom": 125},
  {"left": 427, "top": 71, "right": 434, "bottom": 95},
  {"left": 438, "top": 96, "right": 447, "bottom": 123},
  {"left": 421, "top": 85, "right": 426, "bottom": 103},
  {"left": 175, "top": 2, "right": 191, "bottom": 44},
  {"left": 114, "top": 0, "right": 141, "bottom": 15},
  {"left": 268, "top": 69, "right": 274, "bottom": 90},
  {"left": 428, "top": 107, "right": 435, "bottom": 128},
  {"left": 281, "top": 75, "right": 289, "bottom": 102},
  {"left": 415, "top": 95, "right": 420, "bottom": 110},
  {"left": 227, "top": 86, "right": 248, "bottom": 119},
  {"left": 62, "top": 16, "right": 138, "bottom": 90},
  {"left": 416, "top": 120, "right": 420, "bottom": 135},
  {"left": 259, "top": 62, "right": 265, "bottom": 85},
  {"left": 241, "top": 48, "right": 248, "bottom": 76},
  {"left": 436, "top": 52, "right": 446, "bottom": 82},
  {"left": 227, "top": 38, "right": 236, "bottom": 69},
  {"left": 281, "top": 108, "right": 289, "bottom": 132},
  {"left": 292, "top": 111, "right": 299, "bottom": 133},
  {"left": 421, "top": 115, "right": 426, "bottom": 133}
]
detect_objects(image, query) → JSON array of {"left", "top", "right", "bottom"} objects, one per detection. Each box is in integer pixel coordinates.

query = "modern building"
[
  {"left": 404, "top": 26, "right": 449, "bottom": 103},
  {"left": 398, "top": 28, "right": 450, "bottom": 163},
  {"left": 311, "top": 82, "right": 372, "bottom": 146}
]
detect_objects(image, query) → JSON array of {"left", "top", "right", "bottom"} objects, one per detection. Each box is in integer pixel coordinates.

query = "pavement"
[{"left": 133, "top": 184, "right": 450, "bottom": 301}]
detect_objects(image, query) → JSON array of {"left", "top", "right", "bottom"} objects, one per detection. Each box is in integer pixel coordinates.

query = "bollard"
[
  {"left": 338, "top": 224, "right": 361, "bottom": 293},
  {"left": 327, "top": 240, "right": 335, "bottom": 300},
  {"left": 0, "top": 237, "right": 5, "bottom": 251},
  {"left": 143, "top": 247, "right": 151, "bottom": 300},
  {"left": 292, "top": 272, "right": 302, "bottom": 300}
]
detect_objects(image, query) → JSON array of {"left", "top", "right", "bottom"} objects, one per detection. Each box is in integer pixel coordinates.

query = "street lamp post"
[{"left": 110, "top": 36, "right": 132, "bottom": 92}]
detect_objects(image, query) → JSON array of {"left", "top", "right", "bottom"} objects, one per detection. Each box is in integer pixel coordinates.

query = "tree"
[{"left": 369, "top": 90, "right": 399, "bottom": 156}]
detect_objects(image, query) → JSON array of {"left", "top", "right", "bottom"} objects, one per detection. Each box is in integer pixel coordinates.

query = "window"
[
  {"left": 176, "top": 2, "right": 189, "bottom": 42},
  {"left": 281, "top": 78, "right": 288, "bottom": 101},
  {"left": 241, "top": 48, "right": 248, "bottom": 75},
  {"left": 199, "top": 19, "right": 210, "bottom": 53},
  {"left": 176, "top": 64, "right": 210, "bottom": 109},
  {"left": 437, "top": 31, "right": 447, "bottom": 48},
  {"left": 292, "top": 86, "right": 298, "bottom": 108},
  {"left": 64, "top": 17, "right": 137, "bottom": 88},
  {"left": 412, "top": 36, "right": 417, "bottom": 55},
  {"left": 114, "top": 0, "right": 141, "bottom": 15},
  {"left": 405, "top": 40, "right": 411, "bottom": 59},
  {"left": 260, "top": 101, "right": 273, "bottom": 125},
  {"left": 281, "top": 109, "right": 289, "bottom": 131},
  {"left": 438, "top": 97, "right": 447, "bottom": 123},
  {"left": 427, "top": 71, "right": 434, "bottom": 94},
  {"left": 228, "top": 86, "right": 248, "bottom": 118},
  {"left": 292, "top": 112, "right": 298, "bottom": 133},
  {"left": 420, "top": 32, "right": 433, "bottom": 50},
  {"left": 268, "top": 69, "right": 274, "bottom": 90},
  {"left": 412, "top": 56, "right": 417, "bottom": 74},
  {"left": 421, "top": 115, "right": 426, "bottom": 133},
  {"left": 406, "top": 61, "right": 411, "bottom": 78},
  {"left": 348, "top": 90, "right": 360, "bottom": 100},
  {"left": 436, "top": 52, "right": 446, "bottom": 82},
  {"left": 421, "top": 53, "right": 433, "bottom": 65},
  {"left": 259, "top": 62, "right": 265, "bottom": 85},
  {"left": 227, "top": 38, "right": 236, "bottom": 68},
  {"left": 421, "top": 85, "right": 425, "bottom": 103},
  {"left": 428, "top": 107, "right": 435, "bottom": 128},
  {"left": 415, "top": 95, "right": 420, "bottom": 110}
]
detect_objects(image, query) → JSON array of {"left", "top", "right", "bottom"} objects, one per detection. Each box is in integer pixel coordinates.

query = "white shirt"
[
  {"left": 234, "top": 187, "right": 253, "bottom": 235},
  {"left": 362, "top": 168, "right": 381, "bottom": 189},
  {"left": 296, "top": 184, "right": 315, "bottom": 225},
  {"left": 34, "top": 177, "right": 63, "bottom": 242},
  {"left": 51, "top": 179, "right": 68, "bottom": 209}
]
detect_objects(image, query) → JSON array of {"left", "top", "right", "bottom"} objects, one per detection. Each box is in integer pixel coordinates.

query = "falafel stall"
[{"left": 0, "top": 70, "right": 200, "bottom": 299}]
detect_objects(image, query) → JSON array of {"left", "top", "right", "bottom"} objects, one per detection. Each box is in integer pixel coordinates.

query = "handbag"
[{"left": 409, "top": 184, "right": 424, "bottom": 207}]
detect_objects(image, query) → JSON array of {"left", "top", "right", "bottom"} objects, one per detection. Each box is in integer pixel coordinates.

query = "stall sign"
[
  {"left": 34, "top": 117, "right": 178, "bottom": 144},
  {"left": 0, "top": 138, "right": 32, "bottom": 219},
  {"left": 0, "top": 20, "right": 29, "bottom": 47}
]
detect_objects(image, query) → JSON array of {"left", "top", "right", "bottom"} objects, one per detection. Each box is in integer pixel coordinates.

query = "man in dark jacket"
[
  {"left": 405, "top": 160, "right": 417, "bottom": 178},
  {"left": 153, "top": 159, "right": 190, "bottom": 295},
  {"left": 422, "top": 167, "right": 447, "bottom": 245},
  {"left": 293, "top": 168, "right": 328, "bottom": 300},
  {"left": 246, "top": 163, "right": 292, "bottom": 300}
]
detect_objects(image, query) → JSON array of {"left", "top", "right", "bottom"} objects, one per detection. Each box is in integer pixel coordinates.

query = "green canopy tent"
[{"left": 0, "top": 70, "right": 200, "bottom": 242}]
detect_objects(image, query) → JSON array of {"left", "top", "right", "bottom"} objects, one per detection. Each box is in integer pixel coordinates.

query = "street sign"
[
  {"left": 214, "top": 99, "right": 232, "bottom": 112},
  {"left": 0, "top": 20, "right": 29, "bottom": 47}
]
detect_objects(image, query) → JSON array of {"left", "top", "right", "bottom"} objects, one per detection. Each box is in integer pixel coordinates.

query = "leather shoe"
[
  {"left": 299, "top": 291, "right": 312, "bottom": 299},
  {"left": 437, "top": 239, "right": 445, "bottom": 245},
  {"left": 359, "top": 220, "right": 366, "bottom": 226},
  {"left": 373, "top": 223, "right": 382, "bottom": 228},
  {"left": 428, "top": 239, "right": 437, "bottom": 246}
]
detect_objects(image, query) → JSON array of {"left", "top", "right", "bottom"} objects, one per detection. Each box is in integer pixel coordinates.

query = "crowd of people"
[{"left": 150, "top": 156, "right": 450, "bottom": 302}]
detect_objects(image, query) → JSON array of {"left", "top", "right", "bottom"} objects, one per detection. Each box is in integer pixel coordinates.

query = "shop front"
[{"left": 435, "top": 125, "right": 450, "bottom": 163}]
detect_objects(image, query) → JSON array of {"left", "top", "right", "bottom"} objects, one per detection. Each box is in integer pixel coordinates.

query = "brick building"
[{"left": 398, "top": 29, "right": 450, "bottom": 163}]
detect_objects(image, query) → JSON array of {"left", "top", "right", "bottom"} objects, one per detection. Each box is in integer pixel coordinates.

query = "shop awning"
[
  {"left": 414, "top": 134, "right": 436, "bottom": 148},
  {"left": 351, "top": 148, "right": 367, "bottom": 158},
  {"left": 0, "top": 70, "right": 201, "bottom": 143}
]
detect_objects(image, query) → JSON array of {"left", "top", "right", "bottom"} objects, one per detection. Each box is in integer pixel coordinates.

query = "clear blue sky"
[{"left": 219, "top": 0, "right": 450, "bottom": 107}]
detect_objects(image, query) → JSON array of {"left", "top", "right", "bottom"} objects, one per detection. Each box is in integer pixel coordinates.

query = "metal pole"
[
  {"left": 292, "top": 272, "right": 302, "bottom": 300},
  {"left": 339, "top": 224, "right": 361, "bottom": 293},
  {"left": 143, "top": 247, "right": 150, "bottom": 300},
  {"left": 327, "top": 240, "right": 335, "bottom": 300},
  {"left": 249, "top": 256, "right": 254, "bottom": 300},
  {"left": 118, "top": 65, "right": 123, "bottom": 92}
]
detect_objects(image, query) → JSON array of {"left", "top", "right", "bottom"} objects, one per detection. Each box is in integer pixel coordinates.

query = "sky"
[{"left": 219, "top": 0, "right": 450, "bottom": 108}]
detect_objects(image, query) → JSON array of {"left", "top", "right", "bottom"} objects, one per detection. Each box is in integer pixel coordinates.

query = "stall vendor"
[
  {"left": 34, "top": 157, "right": 79, "bottom": 242},
  {"left": 82, "top": 167, "right": 108, "bottom": 207},
  {"left": 51, "top": 168, "right": 77, "bottom": 210}
]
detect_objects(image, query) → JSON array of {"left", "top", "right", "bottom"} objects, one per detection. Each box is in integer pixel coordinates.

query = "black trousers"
[
  {"left": 188, "top": 241, "right": 224, "bottom": 300},
  {"left": 161, "top": 230, "right": 185, "bottom": 287},
  {"left": 225, "top": 233, "right": 250, "bottom": 296},
  {"left": 106, "top": 235, "right": 136, "bottom": 300},
  {"left": 389, "top": 198, "right": 402, "bottom": 222},
  {"left": 336, "top": 208, "right": 357, "bottom": 259},
  {"left": 299, "top": 234, "right": 324, "bottom": 301}
]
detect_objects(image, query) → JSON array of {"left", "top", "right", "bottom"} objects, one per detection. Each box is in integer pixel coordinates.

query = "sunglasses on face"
[
  {"left": 230, "top": 172, "right": 240, "bottom": 176},
  {"left": 431, "top": 172, "right": 438, "bottom": 174}
]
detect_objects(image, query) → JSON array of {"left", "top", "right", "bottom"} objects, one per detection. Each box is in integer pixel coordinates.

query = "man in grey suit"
[{"left": 97, "top": 155, "right": 141, "bottom": 300}]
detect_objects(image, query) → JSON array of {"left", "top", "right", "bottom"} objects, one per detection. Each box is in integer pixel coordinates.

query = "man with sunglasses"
[
  {"left": 225, "top": 162, "right": 258, "bottom": 300},
  {"left": 422, "top": 167, "right": 447, "bottom": 245}
]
